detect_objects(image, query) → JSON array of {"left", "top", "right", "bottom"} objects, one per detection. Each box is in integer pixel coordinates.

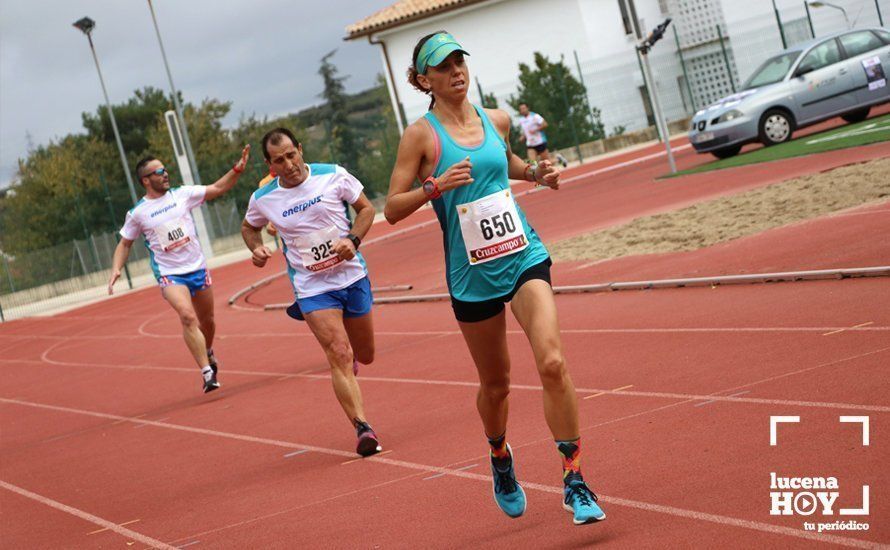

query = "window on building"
[
  {"left": 618, "top": 0, "right": 633, "bottom": 35},
  {"left": 617, "top": 0, "right": 640, "bottom": 37}
]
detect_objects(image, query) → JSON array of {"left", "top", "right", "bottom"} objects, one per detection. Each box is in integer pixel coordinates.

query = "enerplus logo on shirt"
[{"left": 282, "top": 195, "right": 323, "bottom": 218}]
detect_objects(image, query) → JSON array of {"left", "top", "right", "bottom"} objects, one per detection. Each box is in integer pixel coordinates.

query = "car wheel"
[
  {"left": 711, "top": 145, "right": 742, "bottom": 159},
  {"left": 759, "top": 109, "right": 794, "bottom": 146},
  {"left": 841, "top": 108, "right": 870, "bottom": 124}
]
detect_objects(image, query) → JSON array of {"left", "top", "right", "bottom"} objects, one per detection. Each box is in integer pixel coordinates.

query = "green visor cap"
[{"left": 415, "top": 33, "right": 470, "bottom": 74}]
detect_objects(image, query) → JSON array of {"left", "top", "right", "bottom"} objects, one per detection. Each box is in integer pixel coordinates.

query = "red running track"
[{"left": 1, "top": 114, "right": 888, "bottom": 549}]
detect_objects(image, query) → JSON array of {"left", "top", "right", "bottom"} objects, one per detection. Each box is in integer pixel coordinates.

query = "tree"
[
  {"left": 318, "top": 50, "right": 361, "bottom": 174},
  {"left": 82, "top": 87, "right": 174, "bottom": 166},
  {"left": 357, "top": 75, "right": 400, "bottom": 197},
  {"left": 508, "top": 53, "right": 605, "bottom": 149}
]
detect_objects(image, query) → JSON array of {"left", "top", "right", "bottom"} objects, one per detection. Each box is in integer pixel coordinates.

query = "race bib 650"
[{"left": 456, "top": 190, "right": 528, "bottom": 265}]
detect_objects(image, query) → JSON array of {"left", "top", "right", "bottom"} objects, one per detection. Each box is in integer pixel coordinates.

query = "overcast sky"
[{"left": 0, "top": 0, "right": 395, "bottom": 188}]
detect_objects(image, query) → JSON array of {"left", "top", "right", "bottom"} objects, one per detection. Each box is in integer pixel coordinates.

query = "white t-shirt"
[
  {"left": 244, "top": 164, "right": 368, "bottom": 299},
  {"left": 518, "top": 112, "right": 547, "bottom": 147},
  {"left": 120, "top": 186, "right": 207, "bottom": 277}
]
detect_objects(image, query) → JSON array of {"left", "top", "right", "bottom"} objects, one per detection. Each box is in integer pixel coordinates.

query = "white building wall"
[
  {"left": 365, "top": 0, "right": 887, "bottom": 137},
  {"left": 378, "top": 0, "right": 595, "bottom": 127}
]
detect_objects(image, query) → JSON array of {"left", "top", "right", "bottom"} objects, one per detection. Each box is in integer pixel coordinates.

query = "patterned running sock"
[
  {"left": 556, "top": 438, "right": 583, "bottom": 483},
  {"left": 354, "top": 418, "right": 373, "bottom": 437},
  {"left": 488, "top": 432, "right": 510, "bottom": 462}
]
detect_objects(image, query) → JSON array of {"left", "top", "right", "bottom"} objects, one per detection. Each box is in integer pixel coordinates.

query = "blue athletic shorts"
[
  {"left": 286, "top": 276, "right": 373, "bottom": 321},
  {"left": 158, "top": 269, "right": 212, "bottom": 296}
]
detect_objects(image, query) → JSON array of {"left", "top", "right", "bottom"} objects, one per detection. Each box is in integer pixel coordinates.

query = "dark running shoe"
[
  {"left": 202, "top": 371, "right": 220, "bottom": 393},
  {"left": 356, "top": 424, "right": 382, "bottom": 457}
]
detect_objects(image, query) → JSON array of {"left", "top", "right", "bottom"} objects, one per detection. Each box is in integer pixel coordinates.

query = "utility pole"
[{"left": 637, "top": 19, "right": 677, "bottom": 174}]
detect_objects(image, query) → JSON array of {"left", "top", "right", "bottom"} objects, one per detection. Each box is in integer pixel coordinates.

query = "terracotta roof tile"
[{"left": 346, "top": 0, "right": 489, "bottom": 39}]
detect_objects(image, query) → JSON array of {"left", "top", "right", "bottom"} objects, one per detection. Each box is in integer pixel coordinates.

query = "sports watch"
[
  {"left": 422, "top": 177, "right": 442, "bottom": 199},
  {"left": 347, "top": 233, "right": 361, "bottom": 250}
]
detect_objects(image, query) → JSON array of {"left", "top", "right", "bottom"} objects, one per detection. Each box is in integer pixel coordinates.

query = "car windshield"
[{"left": 742, "top": 51, "right": 801, "bottom": 89}]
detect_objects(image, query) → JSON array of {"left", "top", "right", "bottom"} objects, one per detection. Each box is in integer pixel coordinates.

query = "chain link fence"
[
  {"left": 2, "top": 0, "right": 887, "bottom": 321},
  {"left": 462, "top": 2, "right": 887, "bottom": 163},
  {"left": 0, "top": 197, "right": 245, "bottom": 321}
]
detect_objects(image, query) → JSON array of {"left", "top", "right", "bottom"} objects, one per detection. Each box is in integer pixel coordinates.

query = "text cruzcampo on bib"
[{"left": 457, "top": 189, "right": 528, "bottom": 265}]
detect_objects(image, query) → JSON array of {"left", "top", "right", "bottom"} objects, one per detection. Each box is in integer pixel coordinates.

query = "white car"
[{"left": 689, "top": 27, "right": 890, "bottom": 158}]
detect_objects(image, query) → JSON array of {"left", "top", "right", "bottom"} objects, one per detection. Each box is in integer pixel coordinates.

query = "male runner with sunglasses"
[{"left": 108, "top": 145, "right": 250, "bottom": 393}]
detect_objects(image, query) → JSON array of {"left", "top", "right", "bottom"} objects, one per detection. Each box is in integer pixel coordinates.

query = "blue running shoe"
[
  {"left": 563, "top": 478, "right": 606, "bottom": 524},
  {"left": 490, "top": 444, "right": 526, "bottom": 518}
]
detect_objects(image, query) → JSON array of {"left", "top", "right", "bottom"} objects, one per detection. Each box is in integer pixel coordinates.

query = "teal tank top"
[{"left": 424, "top": 105, "right": 549, "bottom": 302}]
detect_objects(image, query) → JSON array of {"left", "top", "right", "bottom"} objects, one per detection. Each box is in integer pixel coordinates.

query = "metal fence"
[
  {"left": 2, "top": 0, "right": 887, "bottom": 321},
  {"left": 0, "top": 197, "right": 245, "bottom": 321},
  {"left": 460, "top": 2, "right": 887, "bottom": 161}
]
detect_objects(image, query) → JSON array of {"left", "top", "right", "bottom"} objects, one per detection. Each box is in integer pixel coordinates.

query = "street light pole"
[
  {"left": 772, "top": 0, "right": 788, "bottom": 49},
  {"left": 145, "top": 0, "right": 214, "bottom": 259},
  {"left": 638, "top": 19, "right": 677, "bottom": 175},
  {"left": 72, "top": 17, "right": 138, "bottom": 206},
  {"left": 145, "top": 1, "right": 202, "bottom": 187},
  {"left": 808, "top": 2, "right": 851, "bottom": 29}
]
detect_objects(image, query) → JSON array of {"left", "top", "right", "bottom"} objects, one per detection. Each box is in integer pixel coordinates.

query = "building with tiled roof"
[
  {"left": 346, "top": 0, "right": 490, "bottom": 39},
  {"left": 345, "top": 0, "right": 846, "bottom": 141}
]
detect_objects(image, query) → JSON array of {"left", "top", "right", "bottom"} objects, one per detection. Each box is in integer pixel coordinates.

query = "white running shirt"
[
  {"left": 518, "top": 112, "right": 547, "bottom": 147},
  {"left": 120, "top": 186, "right": 207, "bottom": 277},
  {"left": 244, "top": 164, "right": 368, "bottom": 298}
]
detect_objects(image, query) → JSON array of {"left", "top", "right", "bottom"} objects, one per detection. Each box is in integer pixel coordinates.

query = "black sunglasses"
[{"left": 148, "top": 167, "right": 167, "bottom": 177}]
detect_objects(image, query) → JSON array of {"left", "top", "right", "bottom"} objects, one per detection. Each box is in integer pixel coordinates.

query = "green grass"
[{"left": 672, "top": 113, "right": 890, "bottom": 177}]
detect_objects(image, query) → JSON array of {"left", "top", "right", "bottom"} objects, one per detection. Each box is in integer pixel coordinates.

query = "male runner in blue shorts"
[
  {"left": 108, "top": 145, "right": 250, "bottom": 393},
  {"left": 241, "top": 128, "right": 382, "bottom": 457}
]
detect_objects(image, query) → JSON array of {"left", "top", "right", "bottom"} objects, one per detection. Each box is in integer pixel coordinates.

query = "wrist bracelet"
[{"left": 233, "top": 163, "right": 244, "bottom": 174}]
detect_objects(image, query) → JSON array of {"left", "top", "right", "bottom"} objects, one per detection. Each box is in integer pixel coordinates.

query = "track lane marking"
[
  {"left": 88, "top": 518, "right": 141, "bottom": 535},
  {"left": 584, "top": 384, "right": 634, "bottom": 400},
  {"left": 8, "top": 347, "right": 890, "bottom": 412},
  {"left": 0, "top": 397, "right": 880, "bottom": 550},
  {"left": 823, "top": 321, "right": 874, "bottom": 336},
  {"left": 0, "top": 480, "right": 173, "bottom": 549},
  {"left": 5, "top": 324, "right": 889, "bottom": 341}
]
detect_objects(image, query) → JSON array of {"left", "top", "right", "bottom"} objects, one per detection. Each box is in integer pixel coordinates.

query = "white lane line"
[
  {"left": 423, "top": 463, "right": 477, "bottom": 480},
  {"left": 4, "top": 325, "right": 890, "bottom": 342},
  {"left": 0, "top": 480, "right": 174, "bottom": 549},
  {"left": 284, "top": 450, "right": 308, "bottom": 458},
  {"left": 823, "top": 321, "right": 874, "bottom": 336},
  {"left": 88, "top": 518, "right": 140, "bottom": 534},
  {"left": 341, "top": 450, "right": 393, "bottom": 465},
  {"left": 694, "top": 390, "right": 750, "bottom": 408},
  {"left": 134, "top": 418, "right": 169, "bottom": 429},
  {"left": 584, "top": 384, "right": 634, "bottom": 400},
  {"left": 8, "top": 348, "right": 890, "bottom": 412},
  {"left": 0, "top": 397, "right": 878, "bottom": 549}
]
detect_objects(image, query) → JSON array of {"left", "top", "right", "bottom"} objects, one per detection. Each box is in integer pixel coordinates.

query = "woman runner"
[{"left": 384, "top": 32, "right": 605, "bottom": 525}]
